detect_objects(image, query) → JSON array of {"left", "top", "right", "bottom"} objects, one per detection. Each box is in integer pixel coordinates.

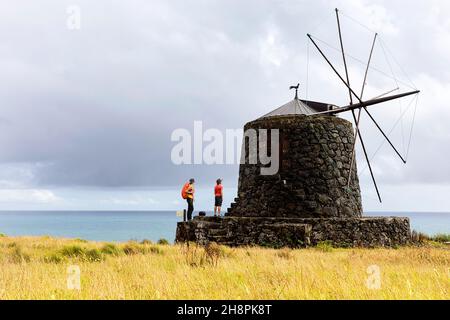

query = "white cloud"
[
  {"left": 101, "top": 195, "right": 159, "bottom": 206},
  {"left": 344, "top": 0, "right": 399, "bottom": 36},
  {"left": 259, "top": 28, "right": 289, "bottom": 69},
  {"left": 0, "top": 189, "right": 61, "bottom": 204}
]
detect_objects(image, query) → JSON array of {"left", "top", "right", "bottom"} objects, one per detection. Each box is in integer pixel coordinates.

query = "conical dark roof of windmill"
[{"left": 258, "top": 98, "right": 333, "bottom": 119}]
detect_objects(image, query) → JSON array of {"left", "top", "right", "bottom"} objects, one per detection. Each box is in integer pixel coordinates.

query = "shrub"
[
  {"left": 122, "top": 241, "right": 164, "bottom": 255},
  {"left": 431, "top": 234, "right": 450, "bottom": 243},
  {"left": 157, "top": 238, "right": 170, "bottom": 245},
  {"left": 123, "top": 242, "right": 144, "bottom": 255},
  {"left": 316, "top": 241, "right": 334, "bottom": 252},
  {"left": 61, "top": 245, "right": 86, "bottom": 258},
  {"left": 148, "top": 246, "right": 163, "bottom": 255},
  {"left": 411, "top": 230, "right": 430, "bottom": 244},
  {"left": 141, "top": 239, "right": 153, "bottom": 245},
  {"left": 7, "top": 242, "right": 17, "bottom": 248},
  {"left": 9, "top": 246, "right": 31, "bottom": 264},
  {"left": 85, "top": 248, "right": 104, "bottom": 262},
  {"left": 182, "top": 243, "right": 207, "bottom": 267},
  {"left": 276, "top": 248, "right": 293, "bottom": 259},
  {"left": 0, "top": 233, "right": 6, "bottom": 237},
  {"left": 181, "top": 242, "right": 224, "bottom": 267},
  {"left": 204, "top": 243, "right": 222, "bottom": 266},
  {"left": 44, "top": 253, "right": 65, "bottom": 264},
  {"left": 100, "top": 243, "right": 122, "bottom": 256},
  {"left": 59, "top": 245, "right": 105, "bottom": 262}
]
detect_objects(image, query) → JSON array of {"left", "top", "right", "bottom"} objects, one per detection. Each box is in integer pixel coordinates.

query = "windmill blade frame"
[{"left": 306, "top": 8, "right": 420, "bottom": 202}]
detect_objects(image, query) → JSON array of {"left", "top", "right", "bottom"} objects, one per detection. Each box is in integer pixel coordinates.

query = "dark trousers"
[{"left": 186, "top": 198, "right": 194, "bottom": 220}]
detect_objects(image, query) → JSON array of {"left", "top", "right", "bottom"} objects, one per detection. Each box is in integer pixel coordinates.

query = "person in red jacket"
[{"left": 214, "top": 178, "right": 223, "bottom": 217}]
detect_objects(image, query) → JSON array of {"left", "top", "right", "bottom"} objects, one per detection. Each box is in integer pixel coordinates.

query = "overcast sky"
[{"left": 0, "top": 0, "right": 449, "bottom": 212}]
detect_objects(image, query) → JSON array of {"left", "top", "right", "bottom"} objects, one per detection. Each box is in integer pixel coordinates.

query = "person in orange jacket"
[{"left": 182, "top": 178, "right": 195, "bottom": 220}]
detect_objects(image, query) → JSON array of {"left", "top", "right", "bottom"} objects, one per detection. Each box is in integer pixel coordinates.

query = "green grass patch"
[
  {"left": 100, "top": 243, "right": 122, "bottom": 256},
  {"left": 74, "top": 238, "right": 88, "bottom": 243},
  {"left": 315, "top": 241, "right": 334, "bottom": 252},
  {"left": 122, "top": 242, "right": 144, "bottom": 255},
  {"left": 412, "top": 231, "right": 450, "bottom": 244},
  {"left": 59, "top": 245, "right": 105, "bottom": 262},
  {"left": 157, "top": 238, "right": 170, "bottom": 245},
  {"left": 431, "top": 234, "right": 450, "bottom": 243},
  {"left": 44, "top": 253, "right": 66, "bottom": 264},
  {"left": 84, "top": 248, "right": 104, "bottom": 262},
  {"left": 122, "top": 242, "right": 163, "bottom": 255},
  {"left": 60, "top": 245, "right": 86, "bottom": 258}
]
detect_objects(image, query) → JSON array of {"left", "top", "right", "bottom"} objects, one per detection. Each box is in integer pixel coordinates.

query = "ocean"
[{"left": 0, "top": 211, "right": 448, "bottom": 243}]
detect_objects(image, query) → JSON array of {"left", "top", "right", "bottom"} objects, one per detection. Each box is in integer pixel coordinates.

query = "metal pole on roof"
[
  {"left": 360, "top": 33, "right": 378, "bottom": 99},
  {"left": 350, "top": 110, "right": 382, "bottom": 203},
  {"left": 348, "top": 32, "right": 378, "bottom": 187},
  {"left": 335, "top": 8, "right": 353, "bottom": 105}
]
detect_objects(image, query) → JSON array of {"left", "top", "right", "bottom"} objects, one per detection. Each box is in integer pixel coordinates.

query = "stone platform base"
[{"left": 175, "top": 216, "right": 411, "bottom": 248}]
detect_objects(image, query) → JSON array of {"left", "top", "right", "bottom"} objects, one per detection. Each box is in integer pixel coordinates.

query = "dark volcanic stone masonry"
[
  {"left": 176, "top": 216, "right": 411, "bottom": 248},
  {"left": 228, "top": 115, "right": 362, "bottom": 218},
  {"left": 175, "top": 114, "right": 412, "bottom": 248}
]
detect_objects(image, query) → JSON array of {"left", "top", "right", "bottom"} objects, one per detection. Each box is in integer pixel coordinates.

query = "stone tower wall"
[{"left": 227, "top": 115, "right": 363, "bottom": 218}]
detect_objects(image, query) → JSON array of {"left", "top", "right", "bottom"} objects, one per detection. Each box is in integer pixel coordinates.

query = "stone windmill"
[{"left": 176, "top": 9, "right": 418, "bottom": 247}]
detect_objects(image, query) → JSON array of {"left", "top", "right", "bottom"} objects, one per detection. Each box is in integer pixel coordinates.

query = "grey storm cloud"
[{"left": 0, "top": 0, "right": 449, "bottom": 191}]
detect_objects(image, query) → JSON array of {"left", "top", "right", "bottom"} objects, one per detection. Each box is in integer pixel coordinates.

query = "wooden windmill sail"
[{"left": 307, "top": 8, "right": 420, "bottom": 202}]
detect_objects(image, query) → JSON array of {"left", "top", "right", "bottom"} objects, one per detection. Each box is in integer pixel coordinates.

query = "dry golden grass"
[{"left": 0, "top": 235, "right": 448, "bottom": 300}]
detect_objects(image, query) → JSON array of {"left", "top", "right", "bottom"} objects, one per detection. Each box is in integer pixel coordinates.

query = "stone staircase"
[{"left": 226, "top": 197, "right": 239, "bottom": 215}]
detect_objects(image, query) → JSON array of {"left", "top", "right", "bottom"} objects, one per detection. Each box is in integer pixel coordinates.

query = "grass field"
[{"left": 0, "top": 235, "right": 448, "bottom": 300}]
